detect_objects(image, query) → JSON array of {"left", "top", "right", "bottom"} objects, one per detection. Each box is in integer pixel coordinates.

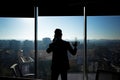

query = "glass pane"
[
  {"left": 87, "top": 16, "right": 120, "bottom": 80},
  {"left": 38, "top": 16, "right": 84, "bottom": 80},
  {"left": 0, "top": 18, "right": 34, "bottom": 78}
]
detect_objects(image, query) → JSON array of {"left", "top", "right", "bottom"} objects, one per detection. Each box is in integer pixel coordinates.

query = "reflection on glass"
[
  {"left": 38, "top": 16, "right": 84, "bottom": 80},
  {"left": 0, "top": 18, "right": 34, "bottom": 78}
]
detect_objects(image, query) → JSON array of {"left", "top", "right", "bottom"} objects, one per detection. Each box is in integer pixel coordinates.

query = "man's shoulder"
[{"left": 62, "top": 40, "right": 70, "bottom": 44}]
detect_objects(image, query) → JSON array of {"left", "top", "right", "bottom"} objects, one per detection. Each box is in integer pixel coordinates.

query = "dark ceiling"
[{"left": 0, "top": 0, "right": 120, "bottom": 17}]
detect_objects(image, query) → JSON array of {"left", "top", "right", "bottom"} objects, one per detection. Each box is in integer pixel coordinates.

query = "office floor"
[{"left": 58, "top": 73, "right": 96, "bottom": 80}]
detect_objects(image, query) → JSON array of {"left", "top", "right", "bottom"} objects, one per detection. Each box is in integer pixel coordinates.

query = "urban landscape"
[{"left": 0, "top": 38, "right": 120, "bottom": 80}]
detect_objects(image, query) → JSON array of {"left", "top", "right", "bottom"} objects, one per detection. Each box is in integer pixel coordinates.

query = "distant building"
[
  {"left": 0, "top": 40, "right": 9, "bottom": 49},
  {"left": 9, "top": 40, "right": 21, "bottom": 51},
  {"left": 42, "top": 37, "right": 51, "bottom": 44},
  {"left": 18, "top": 49, "right": 24, "bottom": 58},
  {"left": 42, "top": 38, "right": 51, "bottom": 49},
  {"left": 22, "top": 40, "right": 34, "bottom": 57}
]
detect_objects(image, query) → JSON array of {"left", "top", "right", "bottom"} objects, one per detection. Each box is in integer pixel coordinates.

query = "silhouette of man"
[{"left": 46, "top": 28, "right": 77, "bottom": 80}]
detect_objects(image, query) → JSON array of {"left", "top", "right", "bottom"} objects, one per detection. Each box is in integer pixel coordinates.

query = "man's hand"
[{"left": 72, "top": 41, "right": 78, "bottom": 47}]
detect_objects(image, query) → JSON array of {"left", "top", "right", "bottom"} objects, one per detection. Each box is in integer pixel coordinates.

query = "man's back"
[
  {"left": 46, "top": 28, "right": 77, "bottom": 80},
  {"left": 47, "top": 39, "right": 70, "bottom": 70}
]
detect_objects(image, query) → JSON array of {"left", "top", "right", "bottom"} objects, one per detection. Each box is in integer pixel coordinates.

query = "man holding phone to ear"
[{"left": 46, "top": 28, "right": 78, "bottom": 80}]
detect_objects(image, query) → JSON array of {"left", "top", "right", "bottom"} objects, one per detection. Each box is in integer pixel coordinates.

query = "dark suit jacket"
[{"left": 46, "top": 39, "right": 76, "bottom": 71}]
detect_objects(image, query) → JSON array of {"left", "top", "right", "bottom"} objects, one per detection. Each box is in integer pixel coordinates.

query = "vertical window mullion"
[
  {"left": 83, "top": 6, "right": 88, "bottom": 80},
  {"left": 34, "top": 6, "right": 38, "bottom": 79}
]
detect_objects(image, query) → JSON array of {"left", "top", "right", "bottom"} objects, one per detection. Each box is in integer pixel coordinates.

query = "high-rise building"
[{"left": 42, "top": 37, "right": 51, "bottom": 44}]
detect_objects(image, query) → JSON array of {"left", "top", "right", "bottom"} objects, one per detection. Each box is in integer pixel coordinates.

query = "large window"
[
  {"left": 0, "top": 18, "right": 34, "bottom": 78},
  {"left": 38, "top": 16, "right": 84, "bottom": 80},
  {"left": 87, "top": 16, "right": 120, "bottom": 73},
  {"left": 0, "top": 15, "right": 120, "bottom": 80}
]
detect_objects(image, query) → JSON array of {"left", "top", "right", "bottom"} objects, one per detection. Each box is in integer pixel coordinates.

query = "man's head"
[{"left": 54, "top": 28, "right": 62, "bottom": 39}]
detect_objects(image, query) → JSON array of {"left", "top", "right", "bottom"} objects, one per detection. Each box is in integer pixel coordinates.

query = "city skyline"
[{"left": 0, "top": 16, "right": 120, "bottom": 40}]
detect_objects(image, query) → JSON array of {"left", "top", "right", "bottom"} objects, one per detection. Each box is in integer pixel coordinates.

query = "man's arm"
[
  {"left": 67, "top": 42, "right": 77, "bottom": 55},
  {"left": 46, "top": 44, "right": 53, "bottom": 53}
]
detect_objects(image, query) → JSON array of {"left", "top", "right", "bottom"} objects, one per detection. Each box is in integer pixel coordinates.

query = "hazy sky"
[
  {"left": 87, "top": 16, "right": 120, "bottom": 40},
  {"left": 0, "top": 16, "right": 120, "bottom": 40},
  {"left": 38, "top": 16, "right": 84, "bottom": 41}
]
